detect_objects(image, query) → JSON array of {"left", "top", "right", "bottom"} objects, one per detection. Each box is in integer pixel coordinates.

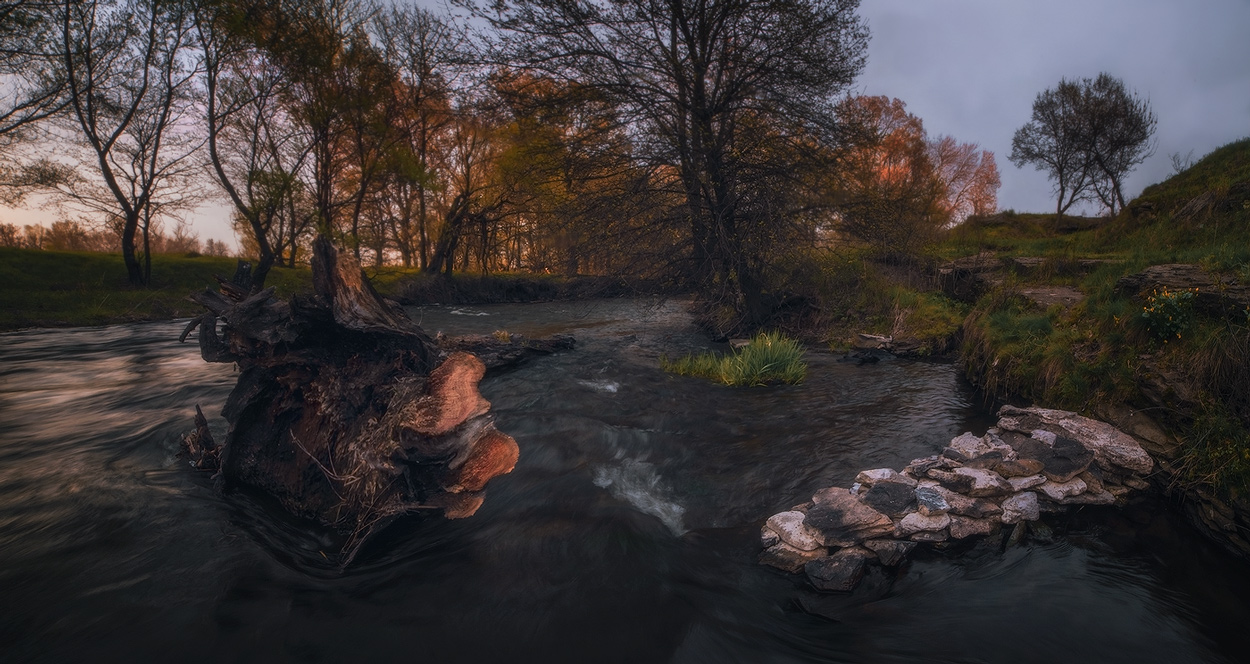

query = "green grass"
[
  {"left": 662, "top": 331, "right": 807, "bottom": 386},
  {"left": 0, "top": 247, "right": 311, "bottom": 330}
]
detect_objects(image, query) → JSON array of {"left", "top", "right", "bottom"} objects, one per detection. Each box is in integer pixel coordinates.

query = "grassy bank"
[
  {"left": 951, "top": 138, "right": 1250, "bottom": 494},
  {"left": 0, "top": 248, "right": 312, "bottom": 331}
]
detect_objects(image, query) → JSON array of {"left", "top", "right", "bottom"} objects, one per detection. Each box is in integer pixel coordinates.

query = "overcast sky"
[
  {"left": 855, "top": 0, "right": 1250, "bottom": 214},
  {"left": 5, "top": 0, "right": 1249, "bottom": 242}
]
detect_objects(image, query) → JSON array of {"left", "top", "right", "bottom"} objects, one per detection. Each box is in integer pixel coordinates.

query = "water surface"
[{"left": 2, "top": 299, "right": 1248, "bottom": 663}]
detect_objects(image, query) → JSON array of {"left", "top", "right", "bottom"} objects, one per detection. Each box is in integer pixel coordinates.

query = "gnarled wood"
[{"left": 182, "top": 236, "right": 523, "bottom": 563}]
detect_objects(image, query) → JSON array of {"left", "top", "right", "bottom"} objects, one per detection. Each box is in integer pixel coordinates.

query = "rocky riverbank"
[{"left": 759, "top": 405, "right": 1156, "bottom": 591}]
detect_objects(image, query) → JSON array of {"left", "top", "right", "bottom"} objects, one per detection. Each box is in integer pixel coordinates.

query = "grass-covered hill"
[{"left": 946, "top": 137, "right": 1250, "bottom": 501}]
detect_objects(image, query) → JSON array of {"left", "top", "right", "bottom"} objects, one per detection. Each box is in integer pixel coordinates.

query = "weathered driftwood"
[{"left": 181, "top": 237, "right": 531, "bottom": 562}]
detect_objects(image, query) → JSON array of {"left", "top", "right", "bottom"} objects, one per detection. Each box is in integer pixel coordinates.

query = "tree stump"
[{"left": 181, "top": 237, "right": 521, "bottom": 562}]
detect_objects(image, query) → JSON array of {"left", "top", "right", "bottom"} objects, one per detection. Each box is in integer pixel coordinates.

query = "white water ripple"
[{"left": 592, "top": 458, "right": 686, "bottom": 535}]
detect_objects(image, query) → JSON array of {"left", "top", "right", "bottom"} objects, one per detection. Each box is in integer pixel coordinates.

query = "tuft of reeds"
[{"left": 662, "top": 331, "right": 807, "bottom": 386}]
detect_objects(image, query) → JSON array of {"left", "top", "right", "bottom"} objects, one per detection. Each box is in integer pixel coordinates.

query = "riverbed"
[{"left": 2, "top": 299, "right": 1248, "bottom": 662}]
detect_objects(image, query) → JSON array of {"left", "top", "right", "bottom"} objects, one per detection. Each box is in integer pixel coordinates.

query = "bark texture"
[{"left": 181, "top": 236, "right": 521, "bottom": 561}]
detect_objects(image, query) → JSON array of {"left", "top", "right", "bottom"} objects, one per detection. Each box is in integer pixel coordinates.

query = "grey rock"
[
  {"left": 1041, "top": 436, "right": 1094, "bottom": 482},
  {"left": 896, "top": 511, "right": 951, "bottom": 537},
  {"left": 1037, "top": 477, "right": 1087, "bottom": 502},
  {"left": 951, "top": 467, "right": 1013, "bottom": 498},
  {"left": 1060, "top": 489, "right": 1116, "bottom": 505},
  {"left": 1001, "top": 492, "right": 1040, "bottom": 524},
  {"left": 998, "top": 405, "right": 1155, "bottom": 475},
  {"left": 859, "top": 480, "right": 918, "bottom": 517},
  {"left": 759, "top": 541, "right": 828, "bottom": 573},
  {"left": 764, "top": 510, "right": 823, "bottom": 551},
  {"left": 855, "top": 468, "right": 917, "bottom": 488},
  {"left": 910, "top": 529, "right": 949, "bottom": 542},
  {"left": 949, "top": 515, "right": 998, "bottom": 539},
  {"left": 804, "top": 548, "right": 870, "bottom": 592},
  {"left": 903, "top": 455, "right": 945, "bottom": 478},
  {"left": 995, "top": 458, "right": 1046, "bottom": 478},
  {"left": 1007, "top": 474, "right": 1047, "bottom": 492},
  {"left": 862, "top": 539, "right": 916, "bottom": 566},
  {"left": 761, "top": 525, "right": 779, "bottom": 548},
  {"left": 931, "top": 485, "right": 1003, "bottom": 519},
  {"left": 915, "top": 486, "right": 951, "bottom": 516},
  {"left": 926, "top": 468, "right": 976, "bottom": 494},
  {"left": 806, "top": 487, "right": 896, "bottom": 546}
]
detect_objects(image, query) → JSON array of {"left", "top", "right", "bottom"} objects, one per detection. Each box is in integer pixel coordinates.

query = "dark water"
[{"left": 2, "top": 299, "right": 1249, "bottom": 663}]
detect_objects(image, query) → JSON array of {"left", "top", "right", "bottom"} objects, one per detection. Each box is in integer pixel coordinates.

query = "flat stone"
[
  {"left": 931, "top": 485, "right": 1003, "bottom": 519},
  {"left": 804, "top": 548, "right": 871, "bottom": 592},
  {"left": 855, "top": 468, "right": 917, "bottom": 488},
  {"left": 995, "top": 458, "right": 1046, "bottom": 478},
  {"left": 896, "top": 512, "right": 951, "bottom": 537},
  {"left": 903, "top": 455, "right": 945, "bottom": 479},
  {"left": 951, "top": 467, "right": 1013, "bottom": 497},
  {"left": 862, "top": 539, "right": 916, "bottom": 566},
  {"left": 1037, "top": 478, "right": 1087, "bottom": 502},
  {"left": 1078, "top": 470, "right": 1105, "bottom": 494},
  {"left": 760, "top": 542, "right": 828, "bottom": 573},
  {"left": 761, "top": 525, "right": 779, "bottom": 548},
  {"left": 1060, "top": 489, "right": 1116, "bottom": 505},
  {"left": 1124, "top": 477, "right": 1150, "bottom": 491},
  {"left": 910, "top": 530, "right": 949, "bottom": 542},
  {"left": 998, "top": 405, "right": 1154, "bottom": 475},
  {"left": 915, "top": 486, "right": 951, "bottom": 516},
  {"left": 1001, "top": 492, "right": 1040, "bottom": 524},
  {"left": 949, "top": 516, "right": 998, "bottom": 539},
  {"left": 1041, "top": 436, "right": 1094, "bottom": 482},
  {"left": 764, "top": 511, "right": 823, "bottom": 551},
  {"left": 1007, "top": 474, "right": 1047, "bottom": 492},
  {"left": 959, "top": 451, "right": 1005, "bottom": 470},
  {"left": 806, "top": 487, "right": 896, "bottom": 547},
  {"left": 946, "top": 432, "right": 990, "bottom": 460},
  {"left": 859, "top": 480, "right": 918, "bottom": 517},
  {"left": 927, "top": 468, "right": 976, "bottom": 494}
]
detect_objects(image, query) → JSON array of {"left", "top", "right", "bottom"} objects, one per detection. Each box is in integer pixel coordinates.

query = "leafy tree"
[
  {"left": 1011, "top": 73, "right": 1155, "bottom": 217},
  {"left": 474, "top": 0, "right": 869, "bottom": 326}
]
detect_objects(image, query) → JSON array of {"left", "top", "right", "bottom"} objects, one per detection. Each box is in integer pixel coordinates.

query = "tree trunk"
[{"left": 181, "top": 235, "right": 521, "bottom": 563}]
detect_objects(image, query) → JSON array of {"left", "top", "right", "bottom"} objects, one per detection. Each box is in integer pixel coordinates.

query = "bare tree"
[
  {"left": 197, "top": 0, "right": 313, "bottom": 288},
  {"left": 55, "top": 0, "right": 202, "bottom": 285},
  {"left": 0, "top": 0, "right": 66, "bottom": 145},
  {"left": 475, "top": 0, "right": 869, "bottom": 326}
]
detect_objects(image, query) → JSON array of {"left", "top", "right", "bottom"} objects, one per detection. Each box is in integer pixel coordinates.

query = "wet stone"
[
  {"left": 949, "top": 515, "right": 998, "bottom": 539},
  {"left": 996, "top": 458, "right": 1046, "bottom": 478},
  {"left": 896, "top": 511, "right": 951, "bottom": 537},
  {"left": 910, "top": 530, "right": 949, "bottom": 543},
  {"left": 931, "top": 485, "right": 1003, "bottom": 519},
  {"left": 915, "top": 486, "right": 951, "bottom": 516},
  {"left": 855, "top": 468, "right": 917, "bottom": 488},
  {"left": 764, "top": 510, "right": 823, "bottom": 551},
  {"left": 927, "top": 468, "right": 977, "bottom": 494},
  {"left": 759, "top": 542, "right": 828, "bottom": 573},
  {"left": 1041, "top": 436, "right": 1094, "bottom": 482},
  {"left": 806, "top": 487, "right": 896, "bottom": 547},
  {"left": 863, "top": 539, "right": 916, "bottom": 567},
  {"left": 1001, "top": 492, "right": 1040, "bottom": 524},
  {"left": 903, "top": 455, "right": 946, "bottom": 479},
  {"left": 1037, "top": 477, "right": 1087, "bottom": 502},
  {"left": 1007, "top": 474, "right": 1047, "bottom": 492},
  {"left": 804, "top": 548, "right": 870, "bottom": 592},
  {"left": 859, "top": 481, "right": 918, "bottom": 517},
  {"left": 1060, "top": 489, "right": 1116, "bottom": 505},
  {"left": 951, "top": 467, "right": 1013, "bottom": 498}
]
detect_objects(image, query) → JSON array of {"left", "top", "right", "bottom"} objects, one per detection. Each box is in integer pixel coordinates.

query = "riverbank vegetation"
[
  {"left": 662, "top": 332, "right": 807, "bottom": 387},
  {"left": 951, "top": 138, "right": 1250, "bottom": 494}
]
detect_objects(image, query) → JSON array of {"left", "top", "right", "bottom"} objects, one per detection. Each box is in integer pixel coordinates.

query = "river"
[{"left": 2, "top": 299, "right": 1249, "bottom": 663}]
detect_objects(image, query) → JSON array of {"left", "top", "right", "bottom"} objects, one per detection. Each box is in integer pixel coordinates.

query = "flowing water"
[{"left": 2, "top": 299, "right": 1249, "bottom": 663}]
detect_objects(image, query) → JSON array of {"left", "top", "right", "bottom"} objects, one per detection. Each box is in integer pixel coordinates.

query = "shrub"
[
  {"left": 662, "top": 331, "right": 807, "bottom": 386},
  {"left": 1140, "top": 287, "right": 1196, "bottom": 342}
]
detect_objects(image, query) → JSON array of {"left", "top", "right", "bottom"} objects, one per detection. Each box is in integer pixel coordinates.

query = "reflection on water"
[{"left": 1, "top": 300, "right": 1248, "bottom": 663}]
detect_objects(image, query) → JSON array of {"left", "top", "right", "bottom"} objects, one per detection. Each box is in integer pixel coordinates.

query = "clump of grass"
[
  {"left": 662, "top": 331, "right": 807, "bottom": 386},
  {"left": 491, "top": 329, "right": 512, "bottom": 342}
]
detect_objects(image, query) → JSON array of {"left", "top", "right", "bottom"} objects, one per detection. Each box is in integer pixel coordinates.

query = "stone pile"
[{"left": 760, "top": 405, "right": 1156, "bottom": 591}]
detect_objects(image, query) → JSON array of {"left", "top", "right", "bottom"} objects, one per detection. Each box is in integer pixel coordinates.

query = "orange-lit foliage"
[{"left": 835, "top": 96, "right": 999, "bottom": 253}]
